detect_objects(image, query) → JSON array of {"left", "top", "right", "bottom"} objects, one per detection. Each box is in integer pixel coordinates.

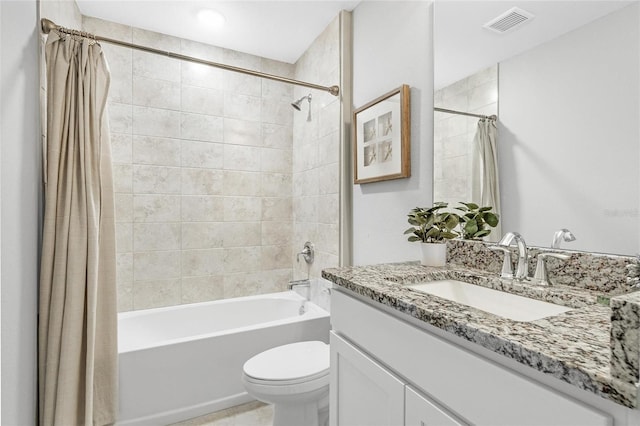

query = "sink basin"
[{"left": 407, "top": 280, "right": 571, "bottom": 321}]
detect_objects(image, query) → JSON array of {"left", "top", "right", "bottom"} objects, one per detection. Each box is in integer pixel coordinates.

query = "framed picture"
[{"left": 353, "top": 85, "right": 410, "bottom": 184}]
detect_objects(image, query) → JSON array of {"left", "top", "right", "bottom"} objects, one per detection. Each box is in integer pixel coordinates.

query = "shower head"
[
  {"left": 291, "top": 94, "right": 311, "bottom": 110},
  {"left": 291, "top": 93, "right": 312, "bottom": 121}
]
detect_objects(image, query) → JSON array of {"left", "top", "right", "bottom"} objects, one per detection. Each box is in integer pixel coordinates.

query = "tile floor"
[{"left": 172, "top": 401, "right": 274, "bottom": 426}]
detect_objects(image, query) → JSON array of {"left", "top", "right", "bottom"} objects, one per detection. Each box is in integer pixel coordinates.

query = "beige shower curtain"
[
  {"left": 471, "top": 118, "right": 502, "bottom": 242},
  {"left": 39, "top": 31, "right": 118, "bottom": 426}
]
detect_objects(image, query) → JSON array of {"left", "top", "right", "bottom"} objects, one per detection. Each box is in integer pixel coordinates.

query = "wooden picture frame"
[{"left": 353, "top": 85, "right": 410, "bottom": 184}]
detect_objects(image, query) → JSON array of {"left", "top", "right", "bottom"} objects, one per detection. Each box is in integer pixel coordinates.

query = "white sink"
[{"left": 407, "top": 280, "right": 571, "bottom": 322}]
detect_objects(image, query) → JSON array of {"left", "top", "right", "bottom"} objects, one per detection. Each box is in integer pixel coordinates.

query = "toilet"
[{"left": 242, "top": 341, "right": 330, "bottom": 426}]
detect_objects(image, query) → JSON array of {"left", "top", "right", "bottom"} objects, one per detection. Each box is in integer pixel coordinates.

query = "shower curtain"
[
  {"left": 471, "top": 118, "right": 502, "bottom": 242},
  {"left": 39, "top": 31, "right": 118, "bottom": 426}
]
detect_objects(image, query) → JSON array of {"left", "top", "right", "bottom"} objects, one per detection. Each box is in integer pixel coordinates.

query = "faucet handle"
[
  {"left": 489, "top": 245, "right": 513, "bottom": 279},
  {"left": 296, "top": 241, "right": 314, "bottom": 264},
  {"left": 533, "top": 252, "right": 570, "bottom": 286}
]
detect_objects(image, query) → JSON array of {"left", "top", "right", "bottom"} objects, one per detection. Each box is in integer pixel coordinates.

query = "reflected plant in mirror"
[
  {"left": 433, "top": 1, "right": 639, "bottom": 255},
  {"left": 455, "top": 202, "right": 499, "bottom": 240}
]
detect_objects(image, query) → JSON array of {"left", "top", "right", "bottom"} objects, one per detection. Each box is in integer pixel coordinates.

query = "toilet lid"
[{"left": 243, "top": 341, "right": 329, "bottom": 382}]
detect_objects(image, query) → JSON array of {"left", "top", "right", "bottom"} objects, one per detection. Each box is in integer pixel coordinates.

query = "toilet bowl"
[{"left": 242, "top": 341, "right": 330, "bottom": 426}]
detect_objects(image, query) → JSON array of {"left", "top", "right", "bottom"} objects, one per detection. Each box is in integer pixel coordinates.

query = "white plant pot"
[{"left": 420, "top": 242, "right": 447, "bottom": 267}]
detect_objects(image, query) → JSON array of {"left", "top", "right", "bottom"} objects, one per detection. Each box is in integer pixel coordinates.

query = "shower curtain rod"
[
  {"left": 434, "top": 107, "right": 496, "bottom": 121},
  {"left": 40, "top": 18, "right": 340, "bottom": 97}
]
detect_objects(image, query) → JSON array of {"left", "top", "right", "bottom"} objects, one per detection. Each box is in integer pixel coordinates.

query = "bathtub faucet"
[{"left": 288, "top": 279, "right": 311, "bottom": 290}]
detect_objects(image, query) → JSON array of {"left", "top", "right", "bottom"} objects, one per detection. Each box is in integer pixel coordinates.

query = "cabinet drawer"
[
  {"left": 405, "top": 385, "right": 466, "bottom": 426},
  {"left": 332, "top": 290, "right": 612, "bottom": 426}
]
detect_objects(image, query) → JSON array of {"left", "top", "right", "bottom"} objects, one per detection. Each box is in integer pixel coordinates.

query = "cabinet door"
[
  {"left": 405, "top": 385, "right": 466, "bottom": 426},
  {"left": 330, "top": 332, "right": 405, "bottom": 426}
]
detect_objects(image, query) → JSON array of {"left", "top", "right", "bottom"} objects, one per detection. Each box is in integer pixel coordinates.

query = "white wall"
[
  {"left": 499, "top": 3, "right": 639, "bottom": 254},
  {"left": 1, "top": 0, "right": 41, "bottom": 424},
  {"left": 352, "top": 1, "right": 433, "bottom": 265}
]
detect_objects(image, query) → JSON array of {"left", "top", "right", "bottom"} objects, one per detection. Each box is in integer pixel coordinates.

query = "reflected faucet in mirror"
[{"left": 551, "top": 229, "right": 576, "bottom": 249}]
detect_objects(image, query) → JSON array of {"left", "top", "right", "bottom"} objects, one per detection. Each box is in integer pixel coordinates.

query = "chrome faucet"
[
  {"left": 551, "top": 229, "right": 576, "bottom": 249},
  {"left": 496, "top": 232, "right": 529, "bottom": 280}
]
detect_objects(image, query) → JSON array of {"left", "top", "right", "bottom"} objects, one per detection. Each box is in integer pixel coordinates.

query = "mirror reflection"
[{"left": 433, "top": 1, "right": 639, "bottom": 255}]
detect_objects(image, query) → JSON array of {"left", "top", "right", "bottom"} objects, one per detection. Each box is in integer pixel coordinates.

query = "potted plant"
[
  {"left": 455, "top": 202, "right": 499, "bottom": 240},
  {"left": 404, "top": 202, "right": 459, "bottom": 266}
]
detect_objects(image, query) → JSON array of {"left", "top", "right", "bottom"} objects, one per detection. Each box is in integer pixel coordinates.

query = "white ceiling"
[
  {"left": 75, "top": 0, "right": 361, "bottom": 64},
  {"left": 74, "top": 1, "right": 635, "bottom": 83},
  {"left": 435, "top": 0, "right": 635, "bottom": 90}
]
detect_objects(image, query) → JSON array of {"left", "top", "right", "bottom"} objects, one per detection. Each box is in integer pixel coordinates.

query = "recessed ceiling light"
[{"left": 197, "top": 9, "right": 226, "bottom": 29}]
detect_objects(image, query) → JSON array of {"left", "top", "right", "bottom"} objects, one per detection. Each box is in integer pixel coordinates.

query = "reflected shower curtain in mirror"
[
  {"left": 39, "top": 32, "right": 118, "bottom": 426},
  {"left": 471, "top": 118, "right": 502, "bottom": 242}
]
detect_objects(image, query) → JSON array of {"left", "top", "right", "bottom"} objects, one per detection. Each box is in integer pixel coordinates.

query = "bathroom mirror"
[{"left": 433, "top": 1, "right": 640, "bottom": 255}]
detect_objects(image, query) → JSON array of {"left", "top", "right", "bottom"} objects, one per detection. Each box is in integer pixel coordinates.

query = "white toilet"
[{"left": 242, "top": 341, "right": 330, "bottom": 426}]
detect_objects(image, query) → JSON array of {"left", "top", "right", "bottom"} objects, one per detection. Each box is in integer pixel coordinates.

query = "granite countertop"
[{"left": 322, "top": 262, "right": 640, "bottom": 409}]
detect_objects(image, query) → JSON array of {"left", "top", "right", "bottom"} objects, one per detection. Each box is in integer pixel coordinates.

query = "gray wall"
[
  {"left": 1, "top": 0, "right": 41, "bottom": 423},
  {"left": 352, "top": 1, "right": 434, "bottom": 265},
  {"left": 498, "top": 3, "right": 639, "bottom": 254}
]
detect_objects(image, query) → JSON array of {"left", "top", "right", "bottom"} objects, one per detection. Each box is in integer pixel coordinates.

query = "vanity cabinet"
[
  {"left": 330, "top": 289, "right": 614, "bottom": 426},
  {"left": 330, "top": 331, "right": 464, "bottom": 426}
]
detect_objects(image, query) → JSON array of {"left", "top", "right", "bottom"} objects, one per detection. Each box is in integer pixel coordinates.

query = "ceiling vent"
[{"left": 483, "top": 7, "right": 534, "bottom": 34}]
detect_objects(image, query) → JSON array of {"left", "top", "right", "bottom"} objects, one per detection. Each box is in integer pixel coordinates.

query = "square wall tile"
[
  {"left": 224, "top": 197, "right": 262, "bottom": 222},
  {"left": 182, "top": 168, "right": 223, "bottom": 195},
  {"left": 108, "top": 102, "right": 132, "bottom": 134},
  {"left": 223, "top": 222, "right": 261, "bottom": 247},
  {"left": 182, "top": 249, "right": 224, "bottom": 277},
  {"left": 261, "top": 148, "right": 292, "bottom": 173},
  {"left": 133, "top": 223, "right": 181, "bottom": 251},
  {"left": 132, "top": 76, "right": 180, "bottom": 110},
  {"left": 181, "top": 141, "right": 223, "bottom": 169},
  {"left": 133, "top": 251, "right": 181, "bottom": 281},
  {"left": 224, "top": 93, "right": 261, "bottom": 122},
  {"left": 181, "top": 276, "right": 224, "bottom": 304},
  {"left": 182, "top": 222, "right": 224, "bottom": 249},
  {"left": 224, "top": 145, "right": 261, "bottom": 171},
  {"left": 132, "top": 279, "right": 181, "bottom": 310},
  {"left": 132, "top": 136, "right": 181, "bottom": 167},
  {"left": 262, "top": 124, "right": 293, "bottom": 150},
  {"left": 223, "top": 171, "right": 262, "bottom": 197},
  {"left": 261, "top": 245, "right": 292, "bottom": 270},
  {"left": 133, "top": 165, "right": 181, "bottom": 194},
  {"left": 181, "top": 113, "right": 223, "bottom": 143},
  {"left": 133, "top": 194, "right": 181, "bottom": 222},
  {"left": 133, "top": 50, "right": 180, "bottom": 83},
  {"left": 111, "top": 133, "right": 132, "bottom": 167},
  {"left": 181, "top": 196, "right": 224, "bottom": 222},
  {"left": 224, "top": 118, "right": 262, "bottom": 147},
  {"left": 132, "top": 106, "right": 181, "bottom": 138},
  {"left": 182, "top": 85, "right": 224, "bottom": 116},
  {"left": 224, "top": 247, "right": 261, "bottom": 274},
  {"left": 261, "top": 173, "right": 292, "bottom": 197},
  {"left": 262, "top": 198, "right": 292, "bottom": 221}
]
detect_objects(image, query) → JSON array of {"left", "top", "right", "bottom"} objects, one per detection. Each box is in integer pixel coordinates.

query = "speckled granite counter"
[{"left": 322, "top": 261, "right": 640, "bottom": 409}]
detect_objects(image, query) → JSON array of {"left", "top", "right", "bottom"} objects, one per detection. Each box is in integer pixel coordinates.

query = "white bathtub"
[{"left": 117, "top": 291, "right": 330, "bottom": 425}]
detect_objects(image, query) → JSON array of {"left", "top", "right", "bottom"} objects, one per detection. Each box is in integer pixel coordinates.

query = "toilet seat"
[{"left": 243, "top": 341, "right": 329, "bottom": 386}]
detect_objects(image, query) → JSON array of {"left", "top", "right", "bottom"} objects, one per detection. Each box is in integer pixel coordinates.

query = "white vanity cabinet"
[
  {"left": 330, "top": 289, "right": 617, "bottom": 426},
  {"left": 330, "top": 331, "right": 466, "bottom": 426}
]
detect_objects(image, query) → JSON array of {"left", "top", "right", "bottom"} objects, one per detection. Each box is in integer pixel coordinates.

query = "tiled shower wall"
[
  {"left": 82, "top": 17, "right": 297, "bottom": 311},
  {"left": 433, "top": 65, "right": 497, "bottom": 206},
  {"left": 292, "top": 16, "right": 341, "bottom": 281}
]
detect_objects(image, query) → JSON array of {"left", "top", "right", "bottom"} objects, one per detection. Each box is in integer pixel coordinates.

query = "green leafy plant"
[
  {"left": 404, "top": 202, "right": 460, "bottom": 243},
  {"left": 455, "top": 202, "right": 499, "bottom": 240}
]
